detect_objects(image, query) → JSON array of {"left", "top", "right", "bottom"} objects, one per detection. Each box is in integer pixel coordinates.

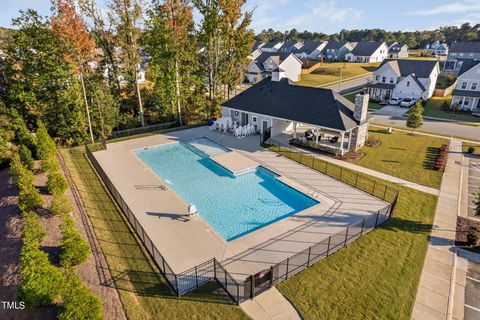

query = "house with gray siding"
[
  {"left": 292, "top": 41, "right": 328, "bottom": 60},
  {"left": 451, "top": 60, "right": 480, "bottom": 112},
  {"left": 444, "top": 42, "right": 480, "bottom": 73},
  {"left": 321, "top": 41, "right": 354, "bottom": 61},
  {"left": 388, "top": 43, "right": 409, "bottom": 59},
  {"left": 246, "top": 52, "right": 302, "bottom": 83}
]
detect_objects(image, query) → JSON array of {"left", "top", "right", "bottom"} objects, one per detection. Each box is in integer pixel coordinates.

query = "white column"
[
  {"left": 293, "top": 122, "right": 297, "bottom": 138},
  {"left": 472, "top": 98, "right": 477, "bottom": 111},
  {"left": 347, "top": 131, "right": 352, "bottom": 150},
  {"left": 340, "top": 132, "right": 345, "bottom": 155},
  {"left": 462, "top": 96, "right": 466, "bottom": 109},
  {"left": 316, "top": 127, "right": 320, "bottom": 144}
]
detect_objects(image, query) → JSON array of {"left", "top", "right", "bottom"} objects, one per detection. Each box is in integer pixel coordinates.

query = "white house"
[
  {"left": 345, "top": 42, "right": 389, "bottom": 63},
  {"left": 368, "top": 59, "right": 440, "bottom": 101},
  {"left": 293, "top": 41, "right": 328, "bottom": 60},
  {"left": 222, "top": 73, "right": 371, "bottom": 155},
  {"left": 260, "top": 40, "right": 284, "bottom": 52},
  {"left": 425, "top": 41, "right": 449, "bottom": 56},
  {"left": 246, "top": 52, "right": 302, "bottom": 83},
  {"left": 451, "top": 60, "right": 480, "bottom": 112},
  {"left": 388, "top": 43, "right": 409, "bottom": 59}
]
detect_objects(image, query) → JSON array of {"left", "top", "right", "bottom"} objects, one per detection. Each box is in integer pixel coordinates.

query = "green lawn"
[
  {"left": 424, "top": 96, "right": 480, "bottom": 123},
  {"left": 354, "top": 128, "right": 449, "bottom": 189},
  {"left": 61, "top": 147, "right": 247, "bottom": 320},
  {"left": 343, "top": 92, "right": 383, "bottom": 110},
  {"left": 298, "top": 62, "right": 379, "bottom": 87},
  {"left": 278, "top": 182, "right": 437, "bottom": 319}
]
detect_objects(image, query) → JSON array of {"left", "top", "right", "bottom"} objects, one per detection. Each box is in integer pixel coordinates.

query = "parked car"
[
  {"left": 400, "top": 98, "right": 416, "bottom": 108},
  {"left": 389, "top": 97, "right": 401, "bottom": 105}
]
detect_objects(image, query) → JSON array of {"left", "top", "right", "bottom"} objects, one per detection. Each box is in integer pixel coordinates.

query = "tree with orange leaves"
[{"left": 52, "top": 0, "right": 96, "bottom": 143}]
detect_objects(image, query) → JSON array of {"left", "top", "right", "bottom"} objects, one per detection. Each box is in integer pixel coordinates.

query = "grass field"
[
  {"left": 298, "top": 62, "right": 379, "bottom": 87},
  {"left": 343, "top": 91, "right": 384, "bottom": 110},
  {"left": 61, "top": 147, "right": 247, "bottom": 320},
  {"left": 354, "top": 127, "right": 449, "bottom": 188},
  {"left": 278, "top": 181, "right": 437, "bottom": 319},
  {"left": 424, "top": 96, "right": 480, "bottom": 123}
]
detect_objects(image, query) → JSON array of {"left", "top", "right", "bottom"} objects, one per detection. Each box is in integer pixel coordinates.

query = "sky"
[{"left": 1, "top": 0, "right": 480, "bottom": 33}]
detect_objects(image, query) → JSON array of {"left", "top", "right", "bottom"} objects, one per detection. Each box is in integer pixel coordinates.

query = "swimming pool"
[{"left": 134, "top": 138, "right": 318, "bottom": 241}]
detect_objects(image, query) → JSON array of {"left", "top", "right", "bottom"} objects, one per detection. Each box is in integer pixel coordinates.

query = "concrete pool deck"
[{"left": 92, "top": 126, "right": 389, "bottom": 283}]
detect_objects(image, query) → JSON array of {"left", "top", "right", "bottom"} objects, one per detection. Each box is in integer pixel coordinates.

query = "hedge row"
[
  {"left": 10, "top": 155, "right": 43, "bottom": 211},
  {"left": 60, "top": 214, "right": 91, "bottom": 268},
  {"left": 59, "top": 271, "right": 102, "bottom": 320}
]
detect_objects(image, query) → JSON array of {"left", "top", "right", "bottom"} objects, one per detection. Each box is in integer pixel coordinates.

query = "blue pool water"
[{"left": 134, "top": 138, "right": 318, "bottom": 241}]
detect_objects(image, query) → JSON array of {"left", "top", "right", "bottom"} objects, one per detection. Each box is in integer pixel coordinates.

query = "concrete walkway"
[
  {"left": 240, "top": 288, "right": 301, "bottom": 320},
  {"left": 411, "top": 139, "right": 463, "bottom": 320},
  {"left": 271, "top": 134, "right": 440, "bottom": 196}
]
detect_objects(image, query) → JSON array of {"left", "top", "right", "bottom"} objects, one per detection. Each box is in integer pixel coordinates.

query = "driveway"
[
  {"left": 468, "top": 157, "right": 480, "bottom": 217},
  {"left": 373, "top": 105, "right": 408, "bottom": 117}
]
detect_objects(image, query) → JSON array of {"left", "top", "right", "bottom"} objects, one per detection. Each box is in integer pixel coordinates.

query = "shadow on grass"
[
  {"left": 102, "top": 269, "right": 236, "bottom": 305},
  {"left": 424, "top": 146, "right": 440, "bottom": 170},
  {"left": 380, "top": 217, "right": 433, "bottom": 235}
]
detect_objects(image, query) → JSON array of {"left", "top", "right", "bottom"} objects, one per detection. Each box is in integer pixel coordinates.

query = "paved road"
[{"left": 371, "top": 112, "right": 480, "bottom": 140}]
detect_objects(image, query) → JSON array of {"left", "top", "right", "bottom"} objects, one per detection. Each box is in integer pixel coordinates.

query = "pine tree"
[{"left": 406, "top": 101, "right": 424, "bottom": 134}]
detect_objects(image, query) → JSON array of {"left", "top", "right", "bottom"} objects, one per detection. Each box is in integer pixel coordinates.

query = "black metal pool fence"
[{"left": 85, "top": 143, "right": 398, "bottom": 304}]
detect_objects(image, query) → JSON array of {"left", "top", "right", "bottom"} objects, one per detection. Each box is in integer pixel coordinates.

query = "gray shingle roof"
[
  {"left": 294, "top": 41, "right": 324, "bottom": 55},
  {"left": 350, "top": 41, "right": 384, "bottom": 56},
  {"left": 378, "top": 59, "right": 438, "bottom": 78},
  {"left": 222, "top": 78, "right": 359, "bottom": 131},
  {"left": 458, "top": 60, "right": 480, "bottom": 75},
  {"left": 252, "top": 52, "right": 296, "bottom": 70},
  {"left": 450, "top": 42, "right": 480, "bottom": 53},
  {"left": 321, "top": 41, "right": 349, "bottom": 52},
  {"left": 262, "top": 40, "right": 283, "bottom": 49},
  {"left": 279, "top": 41, "right": 300, "bottom": 52},
  {"left": 252, "top": 41, "right": 264, "bottom": 51},
  {"left": 388, "top": 43, "right": 407, "bottom": 53}
]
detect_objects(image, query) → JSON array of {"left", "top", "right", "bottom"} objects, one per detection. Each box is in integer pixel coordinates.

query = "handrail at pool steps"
[{"left": 84, "top": 143, "right": 398, "bottom": 304}]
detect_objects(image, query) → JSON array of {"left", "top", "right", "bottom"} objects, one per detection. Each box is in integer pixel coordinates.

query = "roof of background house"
[
  {"left": 222, "top": 77, "right": 360, "bottom": 131},
  {"left": 388, "top": 43, "right": 407, "bottom": 53},
  {"left": 321, "top": 41, "right": 349, "bottom": 51},
  {"left": 294, "top": 41, "right": 324, "bottom": 54},
  {"left": 386, "top": 41, "right": 398, "bottom": 48},
  {"left": 458, "top": 60, "right": 480, "bottom": 76},
  {"left": 252, "top": 41, "right": 265, "bottom": 51},
  {"left": 262, "top": 40, "right": 284, "bottom": 49},
  {"left": 378, "top": 59, "right": 438, "bottom": 78},
  {"left": 252, "top": 52, "right": 300, "bottom": 70},
  {"left": 450, "top": 42, "right": 480, "bottom": 53},
  {"left": 279, "top": 41, "right": 301, "bottom": 51},
  {"left": 350, "top": 41, "right": 385, "bottom": 56}
]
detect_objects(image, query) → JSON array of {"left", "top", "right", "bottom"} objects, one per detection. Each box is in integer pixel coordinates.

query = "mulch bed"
[
  {"left": 365, "top": 137, "right": 382, "bottom": 148},
  {"left": 341, "top": 150, "right": 366, "bottom": 163}
]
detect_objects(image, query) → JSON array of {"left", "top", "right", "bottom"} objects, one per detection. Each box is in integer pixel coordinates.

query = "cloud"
[
  {"left": 286, "top": 1, "right": 362, "bottom": 32},
  {"left": 408, "top": 0, "right": 480, "bottom": 16}
]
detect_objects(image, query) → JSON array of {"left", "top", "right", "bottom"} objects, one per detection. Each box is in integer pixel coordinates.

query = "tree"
[
  {"left": 406, "top": 101, "right": 424, "bottom": 134},
  {"left": 19, "top": 145, "right": 35, "bottom": 170},
  {"left": 46, "top": 172, "right": 69, "bottom": 196},
  {"left": 51, "top": 194, "right": 73, "bottom": 216},
  {"left": 52, "top": 0, "right": 97, "bottom": 143},
  {"left": 146, "top": 0, "right": 202, "bottom": 125},
  {"left": 36, "top": 121, "right": 56, "bottom": 161},
  {"left": 474, "top": 187, "right": 480, "bottom": 217},
  {"left": 2, "top": 10, "right": 87, "bottom": 145},
  {"left": 60, "top": 215, "right": 91, "bottom": 267},
  {"left": 108, "top": 0, "right": 145, "bottom": 126}
]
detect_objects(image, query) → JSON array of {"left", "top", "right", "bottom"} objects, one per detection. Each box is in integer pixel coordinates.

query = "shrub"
[
  {"left": 474, "top": 188, "right": 480, "bottom": 217},
  {"left": 46, "top": 172, "right": 68, "bottom": 196},
  {"left": 59, "top": 272, "right": 102, "bottom": 320},
  {"left": 41, "top": 156, "right": 59, "bottom": 173},
  {"left": 468, "top": 146, "right": 476, "bottom": 154},
  {"left": 467, "top": 228, "right": 480, "bottom": 247},
  {"left": 51, "top": 194, "right": 73, "bottom": 216},
  {"left": 22, "top": 211, "right": 46, "bottom": 246},
  {"left": 60, "top": 215, "right": 91, "bottom": 268},
  {"left": 19, "top": 144, "right": 35, "bottom": 170},
  {"left": 9, "top": 154, "right": 23, "bottom": 185},
  {"left": 18, "top": 185, "right": 43, "bottom": 212},
  {"left": 36, "top": 121, "right": 56, "bottom": 161},
  {"left": 17, "top": 246, "right": 63, "bottom": 307}
]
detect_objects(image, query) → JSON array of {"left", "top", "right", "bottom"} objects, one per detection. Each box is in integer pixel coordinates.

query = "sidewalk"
[
  {"left": 272, "top": 137, "right": 440, "bottom": 196},
  {"left": 411, "top": 139, "right": 463, "bottom": 319},
  {"left": 240, "top": 287, "right": 301, "bottom": 320}
]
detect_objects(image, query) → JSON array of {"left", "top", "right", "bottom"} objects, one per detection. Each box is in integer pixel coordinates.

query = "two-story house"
[
  {"left": 321, "top": 41, "right": 355, "bottom": 61},
  {"left": 451, "top": 60, "right": 480, "bottom": 112},
  {"left": 293, "top": 41, "right": 328, "bottom": 60},
  {"left": 246, "top": 52, "right": 302, "bottom": 83},
  {"left": 367, "top": 59, "right": 440, "bottom": 102},
  {"left": 345, "top": 42, "right": 389, "bottom": 63},
  {"left": 425, "top": 41, "right": 449, "bottom": 56},
  {"left": 388, "top": 43, "right": 409, "bottom": 59},
  {"left": 444, "top": 42, "right": 480, "bottom": 73}
]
